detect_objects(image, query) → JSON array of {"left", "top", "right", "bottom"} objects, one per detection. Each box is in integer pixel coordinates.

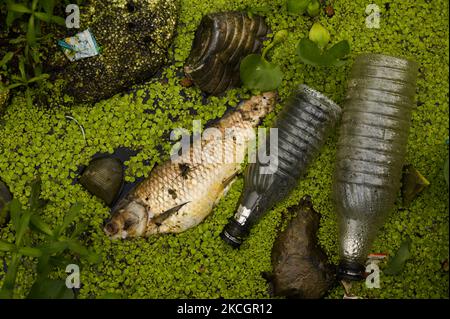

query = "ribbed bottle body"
[
  {"left": 221, "top": 85, "right": 341, "bottom": 247},
  {"left": 333, "top": 54, "right": 418, "bottom": 279}
]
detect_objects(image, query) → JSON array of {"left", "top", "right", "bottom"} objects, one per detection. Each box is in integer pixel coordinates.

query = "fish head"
[{"left": 104, "top": 199, "right": 148, "bottom": 239}]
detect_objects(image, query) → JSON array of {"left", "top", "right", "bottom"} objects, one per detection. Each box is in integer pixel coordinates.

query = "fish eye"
[
  {"left": 105, "top": 221, "right": 119, "bottom": 235},
  {"left": 124, "top": 218, "right": 136, "bottom": 230}
]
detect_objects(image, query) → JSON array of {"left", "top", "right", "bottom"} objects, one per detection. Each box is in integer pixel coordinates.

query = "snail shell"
[
  {"left": 79, "top": 157, "right": 124, "bottom": 206},
  {"left": 185, "top": 11, "right": 269, "bottom": 95}
]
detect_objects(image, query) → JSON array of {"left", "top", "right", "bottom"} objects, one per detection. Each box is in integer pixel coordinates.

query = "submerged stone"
[
  {"left": 50, "top": 0, "right": 179, "bottom": 103},
  {"left": 271, "top": 197, "right": 335, "bottom": 299}
]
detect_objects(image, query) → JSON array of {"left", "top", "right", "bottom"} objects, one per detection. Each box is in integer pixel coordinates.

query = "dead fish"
[{"left": 104, "top": 92, "right": 277, "bottom": 239}]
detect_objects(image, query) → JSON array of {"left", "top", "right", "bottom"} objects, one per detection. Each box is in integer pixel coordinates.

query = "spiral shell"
[{"left": 184, "top": 11, "right": 269, "bottom": 95}]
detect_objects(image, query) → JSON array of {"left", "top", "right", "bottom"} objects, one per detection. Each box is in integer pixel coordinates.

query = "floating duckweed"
[{"left": 0, "top": 0, "right": 448, "bottom": 299}]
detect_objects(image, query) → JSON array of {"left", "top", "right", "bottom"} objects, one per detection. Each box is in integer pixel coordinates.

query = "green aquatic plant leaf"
[
  {"left": 30, "top": 214, "right": 54, "bottom": 237},
  {"left": 51, "top": 15, "right": 66, "bottom": 26},
  {"left": 28, "top": 177, "right": 42, "bottom": 210},
  {"left": 287, "top": 0, "right": 311, "bottom": 15},
  {"left": 384, "top": 237, "right": 412, "bottom": 275},
  {"left": 18, "top": 246, "right": 43, "bottom": 258},
  {"left": 41, "top": 0, "right": 56, "bottom": 14},
  {"left": 16, "top": 210, "right": 32, "bottom": 246},
  {"left": 60, "top": 202, "right": 83, "bottom": 235},
  {"left": 296, "top": 38, "right": 322, "bottom": 65},
  {"left": 34, "top": 12, "right": 52, "bottom": 22},
  {"left": 323, "top": 40, "right": 351, "bottom": 65},
  {"left": 27, "top": 278, "right": 74, "bottom": 299},
  {"left": 67, "top": 240, "right": 101, "bottom": 264},
  {"left": 0, "top": 240, "right": 15, "bottom": 252},
  {"left": 307, "top": 0, "right": 320, "bottom": 17},
  {"left": 444, "top": 155, "right": 449, "bottom": 186},
  {"left": 240, "top": 54, "right": 283, "bottom": 91},
  {"left": 309, "top": 23, "right": 330, "bottom": 49},
  {"left": 27, "top": 15, "right": 36, "bottom": 45},
  {"left": 7, "top": 3, "right": 32, "bottom": 14},
  {"left": 0, "top": 52, "right": 15, "bottom": 68},
  {"left": 246, "top": 5, "right": 272, "bottom": 19},
  {"left": 297, "top": 38, "right": 350, "bottom": 66},
  {"left": 8, "top": 198, "right": 22, "bottom": 234},
  {"left": 0, "top": 255, "right": 20, "bottom": 299}
]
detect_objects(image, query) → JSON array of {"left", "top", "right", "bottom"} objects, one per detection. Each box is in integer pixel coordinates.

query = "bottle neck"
[{"left": 233, "top": 191, "right": 261, "bottom": 227}]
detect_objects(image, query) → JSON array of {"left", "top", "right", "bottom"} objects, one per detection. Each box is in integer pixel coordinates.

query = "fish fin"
[
  {"left": 221, "top": 172, "right": 238, "bottom": 188},
  {"left": 214, "top": 174, "right": 237, "bottom": 206},
  {"left": 152, "top": 202, "right": 190, "bottom": 226}
]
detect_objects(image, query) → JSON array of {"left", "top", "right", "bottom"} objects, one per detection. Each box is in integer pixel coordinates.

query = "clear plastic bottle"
[
  {"left": 333, "top": 54, "right": 418, "bottom": 280},
  {"left": 221, "top": 85, "right": 341, "bottom": 247}
]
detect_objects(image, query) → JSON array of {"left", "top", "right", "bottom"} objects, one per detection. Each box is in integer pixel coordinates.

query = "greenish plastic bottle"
[
  {"left": 333, "top": 54, "right": 418, "bottom": 280},
  {"left": 221, "top": 85, "right": 341, "bottom": 247}
]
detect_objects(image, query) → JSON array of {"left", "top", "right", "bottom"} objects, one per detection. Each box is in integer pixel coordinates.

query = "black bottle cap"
[
  {"left": 337, "top": 261, "right": 365, "bottom": 281},
  {"left": 220, "top": 220, "right": 248, "bottom": 248}
]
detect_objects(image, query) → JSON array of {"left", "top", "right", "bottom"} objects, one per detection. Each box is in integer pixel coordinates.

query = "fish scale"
[{"left": 105, "top": 92, "right": 276, "bottom": 239}]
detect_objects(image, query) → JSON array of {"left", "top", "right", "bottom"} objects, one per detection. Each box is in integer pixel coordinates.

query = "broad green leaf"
[
  {"left": 287, "top": 0, "right": 310, "bottom": 15},
  {"left": 30, "top": 214, "right": 54, "bottom": 237},
  {"left": 0, "top": 255, "right": 19, "bottom": 299},
  {"left": 296, "top": 38, "right": 323, "bottom": 66},
  {"left": 41, "top": 0, "right": 55, "bottom": 14},
  {"left": 323, "top": 40, "right": 351, "bottom": 65},
  {"left": 36, "top": 254, "right": 51, "bottom": 276},
  {"left": 27, "top": 15, "right": 36, "bottom": 45},
  {"left": 307, "top": 0, "right": 320, "bottom": 17},
  {"left": 0, "top": 240, "right": 15, "bottom": 252},
  {"left": 240, "top": 54, "right": 283, "bottom": 92},
  {"left": 309, "top": 23, "right": 330, "bottom": 49},
  {"left": 16, "top": 210, "right": 32, "bottom": 246},
  {"left": 6, "top": 11, "right": 21, "bottom": 28},
  {"left": 28, "top": 177, "right": 42, "bottom": 210},
  {"left": 34, "top": 12, "right": 52, "bottom": 22},
  {"left": 39, "top": 240, "right": 68, "bottom": 255},
  {"left": 28, "top": 74, "right": 49, "bottom": 83},
  {"left": 51, "top": 15, "right": 66, "bottom": 26},
  {"left": 7, "top": 82, "right": 25, "bottom": 89},
  {"left": 27, "top": 278, "right": 74, "bottom": 299},
  {"left": 18, "top": 246, "right": 42, "bottom": 258},
  {"left": 32, "top": 0, "right": 39, "bottom": 11},
  {"left": 18, "top": 56, "right": 26, "bottom": 80},
  {"left": 297, "top": 38, "right": 350, "bottom": 66},
  {"left": 384, "top": 237, "right": 412, "bottom": 275},
  {"left": 0, "top": 52, "right": 14, "bottom": 68},
  {"left": 9, "top": 36, "right": 26, "bottom": 44},
  {"left": 7, "top": 3, "right": 32, "bottom": 14},
  {"left": 60, "top": 202, "right": 83, "bottom": 234},
  {"left": 9, "top": 198, "right": 23, "bottom": 233},
  {"left": 67, "top": 240, "right": 101, "bottom": 264}
]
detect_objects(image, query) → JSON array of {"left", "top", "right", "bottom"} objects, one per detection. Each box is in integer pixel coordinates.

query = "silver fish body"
[{"left": 104, "top": 93, "right": 276, "bottom": 239}]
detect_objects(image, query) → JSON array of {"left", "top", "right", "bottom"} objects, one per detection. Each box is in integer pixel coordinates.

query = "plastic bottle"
[
  {"left": 333, "top": 54, "right": 418, "bottom": 280},
  {"left": 221, "top": 85, "right": 341, "bottom": 247}
]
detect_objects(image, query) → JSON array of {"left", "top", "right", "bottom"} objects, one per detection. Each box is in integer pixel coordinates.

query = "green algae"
[{"left": 0, "top": 0, "right": 448, "bottom": 299}]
